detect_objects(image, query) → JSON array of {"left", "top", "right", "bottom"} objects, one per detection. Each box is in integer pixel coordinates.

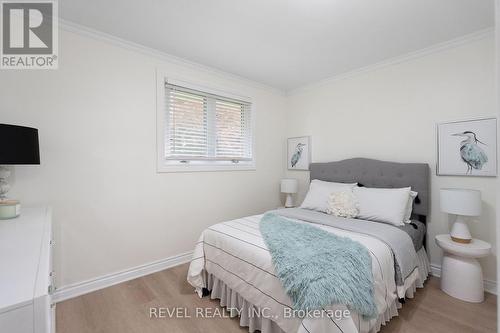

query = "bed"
[{"left": 187, "top": 158, "right": 430, "bottom": 333}]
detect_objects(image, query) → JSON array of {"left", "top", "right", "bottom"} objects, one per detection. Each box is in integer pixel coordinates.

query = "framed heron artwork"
[
  {"left": 287, "top": 136, "right": 311, "bottom": 170},
  {"left": 437, "top": 117, "right": 497, "bottom": 177}
]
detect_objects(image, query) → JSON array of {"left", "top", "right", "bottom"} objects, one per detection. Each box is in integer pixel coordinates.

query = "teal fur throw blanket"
[{"left": 260, "top": 213, "right": 377, "bottom": 318}]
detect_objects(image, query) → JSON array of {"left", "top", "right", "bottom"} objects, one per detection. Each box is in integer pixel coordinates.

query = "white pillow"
[
  {"left": 353, "top": 187, "right": 411, "bottom": 226},
  {"left": 301, "top": 180, "right": 357, "bottom": 213},
  {"left": 403, "top": 191, "right": 418, "bottom": 223},
  {"left": 326, "top": 190, "right": 359, "bottom": 219}
]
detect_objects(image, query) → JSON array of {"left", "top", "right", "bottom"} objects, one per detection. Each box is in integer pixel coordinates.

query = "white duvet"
[{"left": 187, "top": 214, "right": 429, "bottom": 333}]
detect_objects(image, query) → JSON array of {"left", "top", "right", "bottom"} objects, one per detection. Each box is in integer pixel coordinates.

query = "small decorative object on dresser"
[
  {"left": 287, "top": 136, "right": 311, "bottom": 170},
  {"left": 435, "top": 234, "right": 491, "bottom": 303},
  {"left": 0, "top": 124, "right": 40, "bottom": 219},
  {"left": 0, "top": 200, "right": 20, "bottom": 220},
  {"left": 437, "top": 117, "right": 497, "bottom": 176},
  {"left": 440, "top": 188, "right": 481, "bottom": 244},
  {"left": 280, "top": 178, "right": 298, "bottom": 208}
]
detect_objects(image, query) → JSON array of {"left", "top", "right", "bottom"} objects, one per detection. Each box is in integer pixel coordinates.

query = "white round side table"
[{"left": 435, "top": 234, "right": 491, "bottom": 303}]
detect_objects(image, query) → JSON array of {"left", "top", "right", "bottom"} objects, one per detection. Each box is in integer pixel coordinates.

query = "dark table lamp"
[{"left": 0, "top": 124, "right": 40, "bottom": 219}]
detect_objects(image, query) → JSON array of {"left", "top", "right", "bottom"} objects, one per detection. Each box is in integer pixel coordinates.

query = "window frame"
[{"left": 156, "top": 71, "right": 256, "bottom": 173}]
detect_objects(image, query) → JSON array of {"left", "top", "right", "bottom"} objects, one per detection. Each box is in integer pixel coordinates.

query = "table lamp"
[
  {"left": 440, "top": 188, "right": 481, "bottom": 244},
  {"left": 0, "top": 124, "right": 40, "bottom": 219},
  {"left": 281, "top": 178, "right": 298, "bottom": 208}
]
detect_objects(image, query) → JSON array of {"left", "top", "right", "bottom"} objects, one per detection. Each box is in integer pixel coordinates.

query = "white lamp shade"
[
  {"left": 281, "top": 179, "right": 298, "bottom": 194},
  {"left": 440, "top": 188, "right": 481, "bottom": 216}
]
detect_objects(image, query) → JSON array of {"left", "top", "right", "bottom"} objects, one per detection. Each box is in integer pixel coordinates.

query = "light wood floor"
[{"left": 57, "top": 263, "right": 496, "bottom": 333}]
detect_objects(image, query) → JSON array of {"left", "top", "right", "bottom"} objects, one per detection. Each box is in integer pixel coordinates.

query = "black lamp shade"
[{"left": 0, "top": 124, "right": 40, "bottom": 164}]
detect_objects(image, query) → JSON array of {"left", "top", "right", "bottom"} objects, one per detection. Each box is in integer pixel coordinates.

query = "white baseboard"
[
  {"left": 430, "top": 263, "right": 497, "bottom": 295},
  {"left": 52, "top": 251, "right": 193, "bottom": 303}
]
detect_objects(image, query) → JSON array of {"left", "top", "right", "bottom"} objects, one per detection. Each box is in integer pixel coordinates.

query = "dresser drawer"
[
  {"left": 0, "top": 305, "right": 34, "bottom": 333},
  {"left": 0, "top": 207, "right": 53, "bottom": 333},
  {"left": 34, "top": 294, "right": 53, "bottom": 333},
  {"left": 33, "top": 207, "right": 53, "bottom": 333},
  {"left": 48, "top": 238, "right": 55, "bottom": 294}
]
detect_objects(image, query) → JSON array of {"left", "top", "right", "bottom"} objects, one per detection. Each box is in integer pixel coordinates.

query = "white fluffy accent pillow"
[
  {"left": 353, "top": 187, "right": 411, "bottom": 226},
  {"left": 301, "top": 180, "right": 357, "bottom": 213},
  {"left": 403, "top": 191, "right": 418, "bottom": 223},
  {"left": 326, "top": 190, "right": 359, "bottom": 218}
]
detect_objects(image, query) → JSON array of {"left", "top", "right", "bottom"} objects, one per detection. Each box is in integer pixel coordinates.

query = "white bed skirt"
[
  {"left": 209, "top": 273, "right": 285, "bottom": 333},
  {"left": 207, "top": 247, "right": 430, "bottom": 333}
]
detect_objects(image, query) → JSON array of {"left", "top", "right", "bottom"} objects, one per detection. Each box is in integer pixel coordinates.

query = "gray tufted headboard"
[{"left": 310, "top": 158, "right": 430, "bottom": 221}]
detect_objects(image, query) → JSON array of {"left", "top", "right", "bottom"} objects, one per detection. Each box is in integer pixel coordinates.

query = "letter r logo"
[{"left": 2, "top": 2, "right": 53, "bottom": 54}]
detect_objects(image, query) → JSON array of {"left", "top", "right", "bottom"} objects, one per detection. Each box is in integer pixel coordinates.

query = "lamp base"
[
  {"left": 450, "top": 216, "right": 472, "bottom": 244},
  {"left": 284, "top": 194, "right": 294, "bottom": 208},
  {"left": 0, "top": 165, "right": 11, "bottom": 201}
]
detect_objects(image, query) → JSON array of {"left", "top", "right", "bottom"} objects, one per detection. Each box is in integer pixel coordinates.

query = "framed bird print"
[
  {"left": 437, "top": 117, "right": 497, "bottom": 177},
  {"left": 287, "top": 136, "right": 311, "bottom": 170}
]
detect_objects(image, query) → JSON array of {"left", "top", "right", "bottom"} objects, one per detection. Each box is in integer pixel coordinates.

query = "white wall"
[
  {"left": 0, "top": 26, "right": 495, "bottom": 290},
  {"left": 0, "top": 29, "right": 287, "bottom": 287},
  {"left": 285, "top": 35, "right": 497, "bottom": 282},
  {"left": 495, "top": 0, "right": 499, "bottom": 322}
]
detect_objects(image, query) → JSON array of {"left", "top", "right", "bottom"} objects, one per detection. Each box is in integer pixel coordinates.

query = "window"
[{"left": 157, "top": 76, "right": 254, "bottom": 172}]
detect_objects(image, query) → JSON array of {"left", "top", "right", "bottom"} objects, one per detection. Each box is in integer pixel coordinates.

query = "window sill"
[{"left": 157, "top": 162, "right": 256, "bottom": 173}]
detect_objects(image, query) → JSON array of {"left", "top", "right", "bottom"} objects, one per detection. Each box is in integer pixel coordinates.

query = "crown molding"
[
  {"left": 58, "top": 19, "right": 492, "bottom": 96},
  {"left": 288, "top": 28, "right": 494, "bottom": 95},
  {"left": 58, "top": 19, "right": 286, "bottom": 96}
]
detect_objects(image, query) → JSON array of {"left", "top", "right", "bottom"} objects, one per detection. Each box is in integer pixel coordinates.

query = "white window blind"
[{"left": 165, "top": 83, "right": 252, "bottom": 162}]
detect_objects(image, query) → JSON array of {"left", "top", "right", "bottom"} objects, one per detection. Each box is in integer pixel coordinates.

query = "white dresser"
[{"left": 0, "top": 206, "right": 55, "bottom": 333}]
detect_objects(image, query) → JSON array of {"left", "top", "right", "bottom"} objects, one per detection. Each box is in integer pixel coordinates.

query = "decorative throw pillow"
[
  {"left": 301, "top": 180, "right": 357, "bottom": 213},
  {"left": 403, "top": 191, "right": 418, "bottom": 223},
  {"left": 353, "top": 186, "right": 411, "bottom": 226},
  {"left": 326, "top": 190, "right": 359, "bottom": 219}
]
